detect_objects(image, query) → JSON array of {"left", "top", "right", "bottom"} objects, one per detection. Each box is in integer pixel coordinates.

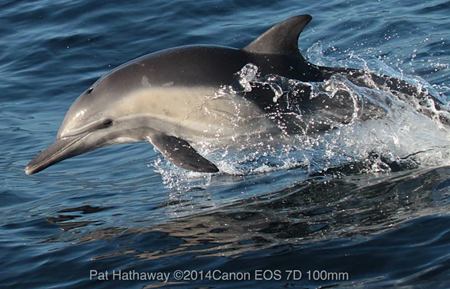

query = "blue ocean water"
[{"left": 2, "top": 0, "right": 450, "bottom": 288}]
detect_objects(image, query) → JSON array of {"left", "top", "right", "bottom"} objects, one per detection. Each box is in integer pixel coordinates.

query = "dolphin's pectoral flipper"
[{"left": 145, "top": 134, "right": 219, "bottom": 173}]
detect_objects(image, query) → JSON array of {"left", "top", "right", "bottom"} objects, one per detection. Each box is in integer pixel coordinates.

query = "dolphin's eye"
[
  {"left": 103, "top": 119, "right": 113, "bottom": 127},
  {"left": 87, "top": 87, "right": 94, "bottom": 94}
]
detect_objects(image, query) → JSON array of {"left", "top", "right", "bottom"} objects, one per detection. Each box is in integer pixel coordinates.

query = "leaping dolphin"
[{"left": 24, "top": 15, "right": 437, "bottom": 175}]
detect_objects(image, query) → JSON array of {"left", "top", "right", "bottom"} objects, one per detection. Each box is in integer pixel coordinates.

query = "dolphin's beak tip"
[
  {"left": 24, "top": 165, "right": 33, "bottom": 175},
  {"left": 23, "top": 136, "right": 84, "bottom": 176}
]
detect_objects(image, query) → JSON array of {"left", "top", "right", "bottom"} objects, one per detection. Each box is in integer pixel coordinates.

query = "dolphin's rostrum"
[{"left": 24, "top": 15, "right": 436, "bottom": 175}]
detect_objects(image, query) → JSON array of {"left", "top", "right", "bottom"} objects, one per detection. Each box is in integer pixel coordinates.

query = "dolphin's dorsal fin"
[{"left": 243, "top": 14, "right": 312, "bottom": 55}]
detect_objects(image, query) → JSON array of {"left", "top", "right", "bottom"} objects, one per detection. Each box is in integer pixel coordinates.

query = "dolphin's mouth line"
[
  {"left": 60, "top": 132, "right": 88, "bottom": 139},
  {"left": 25, "top": 133, "right": 89, "bottom": 174}
]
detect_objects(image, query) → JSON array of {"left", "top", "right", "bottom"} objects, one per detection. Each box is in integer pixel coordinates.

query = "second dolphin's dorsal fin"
[{"left": 243, "top": 14, "right": 312, "bottom": 55}]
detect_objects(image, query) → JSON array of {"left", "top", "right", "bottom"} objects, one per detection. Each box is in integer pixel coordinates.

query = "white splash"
[{"left": 152, "top": 42, "right": 450, "bottom": 189}]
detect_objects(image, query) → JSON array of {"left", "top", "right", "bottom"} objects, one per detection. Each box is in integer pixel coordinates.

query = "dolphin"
[{"left": 24, "top": 14, "right": 439, "bottom": 175}]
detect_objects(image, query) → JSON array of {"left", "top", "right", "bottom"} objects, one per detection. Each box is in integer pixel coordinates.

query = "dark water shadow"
[{"left": 45, "top": 166, "right": 450, "bottom": 258}]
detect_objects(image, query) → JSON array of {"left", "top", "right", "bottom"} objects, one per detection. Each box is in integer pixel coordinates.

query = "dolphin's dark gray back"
[{"left": 94, "top": 14, "right": 443, "bottom": 133}]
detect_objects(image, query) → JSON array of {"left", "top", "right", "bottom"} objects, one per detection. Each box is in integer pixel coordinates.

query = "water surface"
[{"left": 2, "top": 0, "right": 450, "bottom": 288}]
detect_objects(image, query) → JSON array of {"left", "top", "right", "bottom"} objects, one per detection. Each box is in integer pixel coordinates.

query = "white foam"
[{"left": 152, "top": 43, "right": 450, "bottom": 190}]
